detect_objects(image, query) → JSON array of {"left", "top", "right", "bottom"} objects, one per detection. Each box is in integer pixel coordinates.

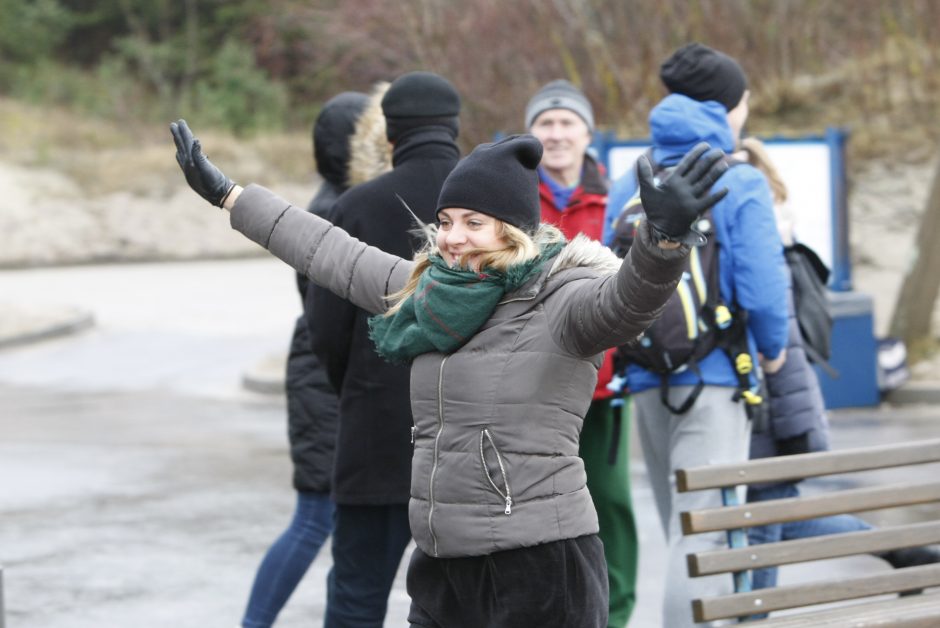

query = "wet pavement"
[{"left": 1, "top": 259, "right": 939, "bottom": 627}]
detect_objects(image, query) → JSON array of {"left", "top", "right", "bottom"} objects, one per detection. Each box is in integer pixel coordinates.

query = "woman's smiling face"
[{"left": 436, "top": 208, "right": 505, "bottom": 270}]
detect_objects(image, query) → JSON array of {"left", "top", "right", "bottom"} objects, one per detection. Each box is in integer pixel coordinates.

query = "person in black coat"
[
  {"left": 307, "top": 71, "right": 462, "bottom": 628},
  {"left": 742, "top": 138, "right": 940, "bottom": 607},
  {"left": 241, "top": 91, "right": 373, "bottom": 628}
]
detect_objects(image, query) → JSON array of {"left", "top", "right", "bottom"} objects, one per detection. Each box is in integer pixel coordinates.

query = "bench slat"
[
  {"left": 677, "top": 438, "right": 940, "bottom": 492},
  {"left": 692, "top": 564, "right": 940, "bottom": 622},
  {"left": 746, "top": 592, "right": 940, "bottom": 627},
  {"left": 688, "top": 521, "right": 940, "bottom": 576},
  {"left": 681, "top": 481, "right": 940, "bottom": 535}
]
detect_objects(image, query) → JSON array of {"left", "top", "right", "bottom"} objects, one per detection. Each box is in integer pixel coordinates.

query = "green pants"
[{"left": 579, "top": 397, "right": 638, "bottom": 628}]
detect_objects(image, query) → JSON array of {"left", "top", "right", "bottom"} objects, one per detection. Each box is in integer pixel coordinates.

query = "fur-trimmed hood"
[
  {"left": 549, "top": 233, "right": 622, "bottom": 277},
  {"left": 347, "top": 81, "right": 393, "bottom": 187},
  {"left": 494, "top": 230, "right": 624, "bottom": 306}
]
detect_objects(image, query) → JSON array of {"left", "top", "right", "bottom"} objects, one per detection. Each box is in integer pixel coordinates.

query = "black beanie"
[
  {"left": 381, "top": 71, "right": 461, "bottom": 142},
  {"left": 436, "top": 135, "right": 543, "bottom": 233},
  {"left": 659, "top": 43, "right": 748, "bottom": 111}
]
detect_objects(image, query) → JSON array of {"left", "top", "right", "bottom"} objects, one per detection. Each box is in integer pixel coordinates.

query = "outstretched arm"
[
  {"left": 545, "top": 224, "right": 688, "bottom": 357},
  {"left": 170, "top": 119, "right": 413, "bottom": 315},
  {"left": 547, "top": 143, "right": 729, "bottom": 356}
]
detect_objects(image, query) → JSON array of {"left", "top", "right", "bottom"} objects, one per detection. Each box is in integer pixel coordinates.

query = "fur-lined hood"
[
  {"left": 347, "top": 82, "right": 393, "bottom": 187},
  {"left": 549, "top": 233, "right": 622, "bottom": 277},
  {"left": 493, "top": 230, "right": 623, "bottom": 306}
]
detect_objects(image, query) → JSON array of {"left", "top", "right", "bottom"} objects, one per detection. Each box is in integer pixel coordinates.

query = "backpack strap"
[
  {"left": 659, "top": 362, "right": 706, "bottom": 415},
  {"left": 714, "top": 305, "right": 769, "bottom": 430},
  {"left": 608, "top": 397, "right": 624, "bottom": 465},
  {"left": 803, "top": 342, "right": 839, "bottom": 379}
]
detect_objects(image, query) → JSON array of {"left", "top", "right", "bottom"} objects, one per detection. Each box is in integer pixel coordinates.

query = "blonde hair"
[
  {"left": 738, "top": 136, "right": 788, "bottom": 205},
  {"left": 384, "top": 220, "right": 564, "bottom": 316}
]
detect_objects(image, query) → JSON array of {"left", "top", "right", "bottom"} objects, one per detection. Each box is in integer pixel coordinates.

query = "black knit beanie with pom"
[{"left": 436, "top": 134, "right": 543, "bottom": 233}]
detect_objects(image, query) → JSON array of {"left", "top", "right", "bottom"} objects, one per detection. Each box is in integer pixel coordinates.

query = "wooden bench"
[{"left": 676, "top": 438, "right": 940, "bottom": 625}]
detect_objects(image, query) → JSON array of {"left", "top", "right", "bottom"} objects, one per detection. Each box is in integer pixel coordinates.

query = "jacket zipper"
[
  {"left": 428, "top": 355, "right": 448, "bottom": 556},
  {"left": 497, "top": 292, "right": 539, "bottom": 306},
  {"left": 480, "top": 428, "right": 513, "bottom": 515}
]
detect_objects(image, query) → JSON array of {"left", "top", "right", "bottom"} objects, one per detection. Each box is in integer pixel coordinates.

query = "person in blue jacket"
[{"left": 604, "top": 43, "right": 790, "bottom": 627}]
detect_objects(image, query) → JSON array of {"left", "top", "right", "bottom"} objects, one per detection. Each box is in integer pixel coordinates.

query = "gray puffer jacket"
[{"left": 231, "top": 183, "right": 686, "bottom": 558}]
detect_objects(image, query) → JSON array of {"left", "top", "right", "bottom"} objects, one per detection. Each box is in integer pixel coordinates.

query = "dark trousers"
[
  {"left": 406, "top": 534, "right": 608, "bottom": 628},
  {"left": 324, "top": 503, "right": 411, "bottom": 628}
]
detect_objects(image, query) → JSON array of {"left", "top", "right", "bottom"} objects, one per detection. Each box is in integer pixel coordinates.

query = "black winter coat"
[
  {"left": 287, "top": 92, "right": 367, "bottom": 492},
  {"left": 749, "top": 279, "right": 831, "bottom": 488},
  {"left": 309, "top": 126, "right": 460, "bottom": 505}
]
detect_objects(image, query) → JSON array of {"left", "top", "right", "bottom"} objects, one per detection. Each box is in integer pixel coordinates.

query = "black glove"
[
  {"left": 777, "top": 432, "right": 811, "bottom": 456},
  {"left": 170, "top": 119, "right": 235, "bottom": 207},
  {"left": 637, "top": 142, "right": 729, "bottom": 246}
]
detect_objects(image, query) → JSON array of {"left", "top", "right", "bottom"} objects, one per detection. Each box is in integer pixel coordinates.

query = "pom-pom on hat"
[
  {"left": 659, "top": 42, "right": 748, "bottom": 111},
  {"left": 524, "top": 79, "right": 594, "bottom": 131},
  {"left": 436, "top": 135, "right": 543, "bottom": 233},
  {"left": 381, "top": 71, "right": 461, "bottom": 141}
]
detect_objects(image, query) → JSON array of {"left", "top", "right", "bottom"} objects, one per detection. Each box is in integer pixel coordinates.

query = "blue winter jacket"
[{"left": 604, "top": 94, "right": 789, "bottom": 393}]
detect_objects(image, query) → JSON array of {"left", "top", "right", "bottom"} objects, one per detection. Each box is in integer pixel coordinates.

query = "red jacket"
[{"left": 538, "top": 155, "right": 615, "bottom": 400}]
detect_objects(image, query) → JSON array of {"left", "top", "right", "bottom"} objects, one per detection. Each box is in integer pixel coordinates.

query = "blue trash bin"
[{"left": 815, "top": 291, "right": 880, "bottom": 408}]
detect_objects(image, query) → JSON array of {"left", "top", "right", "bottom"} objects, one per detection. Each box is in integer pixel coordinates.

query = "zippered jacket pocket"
[{"left": 479, "top": 428, "right": 513, "bottom": 515}]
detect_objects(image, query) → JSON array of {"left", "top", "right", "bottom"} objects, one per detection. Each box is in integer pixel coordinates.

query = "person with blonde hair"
[
  {"left": 736, "top": 136, "right": 940, "bottom": 608},
  {"left": 735, "top": 135, "right": 792, "bottom": 242},
  {"left": 171, "top": 119, "right": 729, "bottom": 627}
]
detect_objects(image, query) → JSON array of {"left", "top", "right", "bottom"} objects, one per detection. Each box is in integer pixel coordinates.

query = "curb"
[
  {"left": 884, "top": 381, "right": 940, "bottom": 406},
  {"left": 0, "top": 309, "right": 95, "bottom": 350},
  {"left": 241, "top": 352, "right": 287, "bottom": 396}
]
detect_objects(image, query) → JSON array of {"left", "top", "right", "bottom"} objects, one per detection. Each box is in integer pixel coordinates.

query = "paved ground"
[{"left": 1, "top": 259, "right": 938, "bottom": 627}]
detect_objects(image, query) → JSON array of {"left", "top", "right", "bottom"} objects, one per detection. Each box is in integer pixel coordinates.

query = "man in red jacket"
[{"left": 526, "top": 79, "right": 637, "bottom": 628}]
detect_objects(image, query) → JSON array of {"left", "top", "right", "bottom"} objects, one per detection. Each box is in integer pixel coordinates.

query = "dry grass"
[
  {"left": 0, "top": 97, "right": 314, "bottom": 198},
  {"left": 2, "top": 31, "right": 938, "bottom": 199}
]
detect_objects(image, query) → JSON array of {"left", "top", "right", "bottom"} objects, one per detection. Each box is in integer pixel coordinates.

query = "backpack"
[
  {"left": 612, "top": 202, "right": 723, "bottom": 373},
  {"left": 784, "top": 242, "right": 836, "bottom": 377},
  {"left": 611, "top": 154, "right": 760, "bottom": 416}
]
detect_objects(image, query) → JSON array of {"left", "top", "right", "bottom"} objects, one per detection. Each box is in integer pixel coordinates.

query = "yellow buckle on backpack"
[
  {"left": 735, "top": 353, "right": 753, "bottom": 375},
  {"left": 714, "top": 304, "right": 732, "bottom": 329},
  {"left": 741, "top": 389, "right": 763, "bottom": 405}
]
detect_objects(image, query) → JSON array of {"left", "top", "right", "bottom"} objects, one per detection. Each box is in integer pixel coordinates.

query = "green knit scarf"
[{"left": 368, "top": 241, "right": 564, "bottom": 364}]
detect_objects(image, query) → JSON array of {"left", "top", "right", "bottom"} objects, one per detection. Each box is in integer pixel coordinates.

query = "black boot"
[
  {"left": 880, "top": 546, "right": 940, "bottom": 569},
  {"left": 877, "top": 546, "right": 940, "bottom": 596}
]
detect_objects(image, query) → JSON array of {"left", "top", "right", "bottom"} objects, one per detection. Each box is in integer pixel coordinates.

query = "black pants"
[
  {"left": 406, "top": 534, "right": 608, "bottom": 628},
  {"left": 324, "top": 504, "right": 411, "bottom": 628}
]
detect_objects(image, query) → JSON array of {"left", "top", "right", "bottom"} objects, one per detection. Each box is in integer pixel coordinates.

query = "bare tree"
[{"left": 889, "top": 152, "right": 940, "bottom": 355}]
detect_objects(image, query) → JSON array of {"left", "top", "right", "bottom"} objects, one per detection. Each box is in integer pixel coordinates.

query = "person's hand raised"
[
  {"left": 170, "top": 119, "right": 235, "bottom": 207},
  {"left": 638, "top": 142, "right": 729, "bottom": 246}
]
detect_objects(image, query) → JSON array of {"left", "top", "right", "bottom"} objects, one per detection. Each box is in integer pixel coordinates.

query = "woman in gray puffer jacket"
[{"left": 171, "top": 121, "right": 729, "bottom": 628}]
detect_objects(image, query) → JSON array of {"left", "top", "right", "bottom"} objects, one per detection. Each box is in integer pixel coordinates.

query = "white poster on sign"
[{"left": 605, "top": 141, "right": 834, "bottom": 273}]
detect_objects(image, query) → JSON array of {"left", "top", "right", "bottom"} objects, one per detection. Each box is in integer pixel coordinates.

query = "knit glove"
[
  {"left": 638, "top": 142, "right": 729, "bottom": 246},
  {"left": 170, "top": 119, "right": 235, "bottom": 207}
]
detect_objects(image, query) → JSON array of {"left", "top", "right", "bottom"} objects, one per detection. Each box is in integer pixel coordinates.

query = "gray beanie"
[{"left": 524, "top": 80, "right": 594, "bottom": 132}]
